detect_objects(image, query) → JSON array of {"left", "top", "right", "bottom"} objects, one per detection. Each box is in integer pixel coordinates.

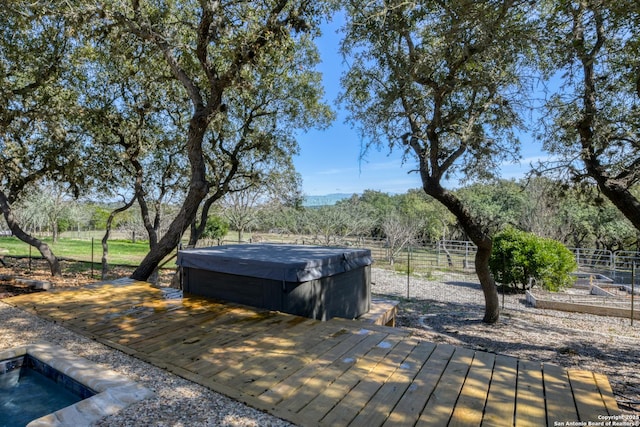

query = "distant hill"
[{"left": 302, "top": 193, "right": 354, "bottom": 207}]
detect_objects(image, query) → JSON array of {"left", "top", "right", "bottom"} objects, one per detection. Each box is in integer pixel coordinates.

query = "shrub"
[
  {"left": 490, "top": 227, "right": 576, "bottom": 292},
  {"left": 201, "top": 215, "right": 229, "bottom": 240}
]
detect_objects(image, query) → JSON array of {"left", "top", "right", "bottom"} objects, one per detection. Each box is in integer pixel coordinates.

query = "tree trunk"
[
  {"left": 474, "top": 239, "right": 500, "bottom": 324},
  {"left": 581, "top": 150, "right": 640, "bottom": 232},
  {"left": 188, "top": 196, "right": 217, "bottom": 246},
  {"left": 423, "top": 180, "right": 500, "bottom": 324},
  {"left": 574, "top": 17, "right": 640, "bottom": 235},
  {"left": 130, "top": 114, "right": 210, "bottom": 281},
  {"left": 133, "top": 158, "right": 159, "bottom": 251},
  {"left": 101, "top": 230, "right": 110, "bottom": 280},
  {"left": 0, "top": 190, "right": 61, "bottom": 276},
  {"left": 102, "top": 196, "right": 136, "bottom": 279},
  {"left": 440, "top": 240, "right": 454, "bottom": 268},
  {"left": 138, "top": 194, "right": 159, "bottom": 249},
  {"left": 131, "top": 188, "right": 206, "bottom": 281}
]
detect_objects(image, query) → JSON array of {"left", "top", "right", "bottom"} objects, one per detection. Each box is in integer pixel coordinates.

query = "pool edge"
[{"left": 0, "top": 342, "right": 154, "bottom": 427}]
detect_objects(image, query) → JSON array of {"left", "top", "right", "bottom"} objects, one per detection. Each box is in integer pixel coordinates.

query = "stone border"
[{"left": 0, "top": 341, "right": 154, "bottom": 427}]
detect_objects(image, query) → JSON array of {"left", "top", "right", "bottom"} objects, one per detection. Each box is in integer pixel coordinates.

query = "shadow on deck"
[{"left": 5, "top": 279, "right": 620, "bottom": 427}]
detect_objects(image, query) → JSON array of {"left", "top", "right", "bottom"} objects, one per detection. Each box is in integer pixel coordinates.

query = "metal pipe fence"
[
  {"left": 4, "top": 235, "right": 638, "bottom": 324},
  {"left": 363, "top": 240, "right": 639, "bottom": 325},
  {"left": 366, "top": 240, "right": 640, "bottom": 287},
  {"left": 217, "top": 238, "right": 640, "bottom": 287}
]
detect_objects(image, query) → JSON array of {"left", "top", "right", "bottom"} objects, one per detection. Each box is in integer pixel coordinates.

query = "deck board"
[
  {"left": 4, "top": 280, "right": 620, "bottom": 427},
  {"left": 481, "top": 354, "right": 518, "bottom": 426},
  {"left": 569, "top": 369, "right": 612, "bottom": 422},
  {"left": 544, "top": 363, "right": 580, "bottom": 426},
  {"left": 416, "top": 346, "right": 476, "bottom": 426},
  {"left": 515, "top": 359, "right": 547, "bottom": 426},
  {"left": 381, "top": 343, "right": 455, "bottom": 427},
  {"left": 319, "top": 338, "right": 418, "bottom": 427},
  {"left": 449, "top": 349, "right": 496, "bottom": 427},
  {"left": 348, "top": 340, "right": 437, "bottom": 427},
  {"left": 298, "top": 333, "right": 407, "bottom": 423},
  {"left": 278, "top": 331, "right": 390, "bottom": 413}
]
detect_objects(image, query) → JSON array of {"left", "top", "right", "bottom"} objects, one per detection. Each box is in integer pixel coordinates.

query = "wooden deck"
[{"left": 5, "top": 279, "right": 620, "bottom": 426}]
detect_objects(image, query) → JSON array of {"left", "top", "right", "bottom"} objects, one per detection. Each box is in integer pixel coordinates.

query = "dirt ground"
[{"left": 0, "top": 257, "right": 175, "bottom": 296}]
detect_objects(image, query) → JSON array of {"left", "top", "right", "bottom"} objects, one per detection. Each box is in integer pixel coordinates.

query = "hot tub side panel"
[
  {"left": 282, "top": 265, "right": 371, "bottom": 320},
  {"left": 182, "top": 265, "right": 371, "bottom": 320},
  {"left": 182, "top": 268, "right": 282, "bottom": 311}
]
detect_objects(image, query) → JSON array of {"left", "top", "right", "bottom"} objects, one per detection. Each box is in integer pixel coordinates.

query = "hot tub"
[{"left": 177, "top": 244, "right": 372, "bottom": 320}]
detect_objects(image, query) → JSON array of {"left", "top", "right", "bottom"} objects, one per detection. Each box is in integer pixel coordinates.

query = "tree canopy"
[
  {"left": 3, "top": 0, "right": 640, "bottom": 305},
  {"left": 0, "top": 1, "right": 86, "bottom": 274},
  {"left": 538, "top": 0, "right": 640, "bottom": 231},
  {"left": 0, "top": 0, "right": 335, "bottom": 278},
  {"left": 101, "top": 0, "right": 335, "bottom": 280}
]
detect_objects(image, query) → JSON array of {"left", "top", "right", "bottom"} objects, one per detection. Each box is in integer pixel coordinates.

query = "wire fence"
[
  {"left": 366, "top": 240, "right": 638, "bottom": 325},
  {"left": 2, "top": 235, "right": 637, "bottom": 323},
  {"left": 218, "top": 237, "right": 640, "bottom": 286},
  {"left": 232, "top": 237, "right": 639, "bottom": 323},
  {"left": 363, "top": 240, "right": 640, "bottom": 287}
]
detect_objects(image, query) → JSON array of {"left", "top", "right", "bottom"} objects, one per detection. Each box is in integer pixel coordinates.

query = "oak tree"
[
  {"left": 99, "top": 0, "right": 334, "bottom": 280},
  {"left": 341, "top": 0, "right": 536, "bottom": 322},
  {"left": 0, "top": 1, "right": 84, "bottom": 275},
  {"left": 538, "top": 0, "right": 640, "bottom": 233}
]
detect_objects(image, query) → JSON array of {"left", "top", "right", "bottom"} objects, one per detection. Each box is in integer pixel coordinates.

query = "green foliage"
[
  {"left": 90, "top": 207, "right": 111, "bottom": 230},
  {"left": 57, "top": 218, "right": 71, "bottom": 234},
  {"left": 537, "top": 1, "right": 640, "bottom": 232},
  {"left": 490, "top": 228, "right": 576, "bottom": 292},
  {"left": 457, "top": 180, "right": 528, "bottom": 234},
  {"left": 341, "top": 1, "right": 535, "bottom": 183},
  {"left": 201, "top": 216, "right": 229, "bottom": 241}
]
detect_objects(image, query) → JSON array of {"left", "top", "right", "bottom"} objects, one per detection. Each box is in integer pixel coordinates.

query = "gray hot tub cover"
[{"left": 177, "top": 244, "right": 372, "bottom": 283}]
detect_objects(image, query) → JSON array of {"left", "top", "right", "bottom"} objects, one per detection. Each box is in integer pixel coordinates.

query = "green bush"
[
  {"left": 201, "top": 215, "right": 229, "bottom": 240},
  {"left": 490, "top": 227, "right": 576, "bottom": 292}
]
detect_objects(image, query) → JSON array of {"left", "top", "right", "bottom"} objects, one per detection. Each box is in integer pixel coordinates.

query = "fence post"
[
  {"left": 632, "top": 263, "right": 636, "bottom": 327},
  {"left": 28, "top": 244, "right": 32, "bottom": 272},
  {"left": 501, "top": 252, "right": 505, "bottom": 310},
  {"left": 406, "top": 246, "right": 411, "bottom": 299},
  {"left": 91, "top": 237, "right": 94, "bottom": 279}
]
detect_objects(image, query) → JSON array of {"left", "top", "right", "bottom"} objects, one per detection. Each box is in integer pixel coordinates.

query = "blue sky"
[{"left": 294, "top": 16, "right": 545, "bottom": 196}]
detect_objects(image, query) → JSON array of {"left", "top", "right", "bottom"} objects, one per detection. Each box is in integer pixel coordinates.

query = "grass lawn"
[{"left": 0, "top": 236, "right": 155, "bottom": 266}]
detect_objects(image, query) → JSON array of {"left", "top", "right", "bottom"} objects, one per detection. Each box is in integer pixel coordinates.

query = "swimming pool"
[
  {"left": 1, "top": 353, "right": 96, "bottom": 426},
  {"left": 0, "top": 342, "right": 153, "bottom": 426}
]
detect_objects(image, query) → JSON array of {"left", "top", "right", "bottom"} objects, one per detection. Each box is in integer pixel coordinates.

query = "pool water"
[{"left": 0, "top": 355, "right": 95, "bottom": 427}]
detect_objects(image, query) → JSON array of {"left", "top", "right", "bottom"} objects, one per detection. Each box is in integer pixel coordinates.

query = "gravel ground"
[{"left": 1, "top": 264, "right": 638, "bottom": 426}]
